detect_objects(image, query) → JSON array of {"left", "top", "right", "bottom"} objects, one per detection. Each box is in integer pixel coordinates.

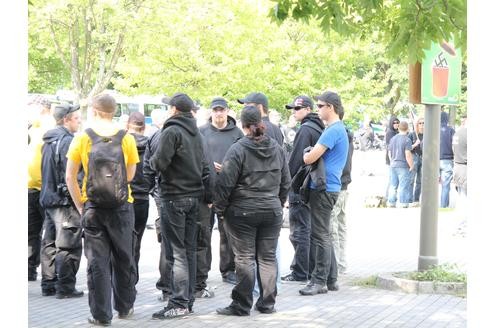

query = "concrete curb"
[{"left": 376, "top": 272, "right": 466, "bottom": 296}]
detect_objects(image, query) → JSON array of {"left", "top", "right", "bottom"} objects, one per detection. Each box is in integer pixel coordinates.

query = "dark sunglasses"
[
  {"left": 393, "top": 121, "right": 400, "bottom": 124},
  {"left": 316, "top": 103, "right": 330, "bottom": 109}
]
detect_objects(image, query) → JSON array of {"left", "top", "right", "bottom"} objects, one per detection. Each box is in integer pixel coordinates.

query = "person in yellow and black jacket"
[{"left": 66, "top": 94, "right": 139, "bottom": 326}]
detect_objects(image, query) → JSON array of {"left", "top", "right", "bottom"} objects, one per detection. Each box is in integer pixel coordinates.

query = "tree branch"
[{"left": 440, "top": 0, "right": 464, "bottom": 31}]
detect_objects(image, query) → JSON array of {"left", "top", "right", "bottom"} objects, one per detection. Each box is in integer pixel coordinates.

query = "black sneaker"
[
  {"left": 152, "top": 306, "right": 189, "bottom": 320},
  {"left": 299, "top": 282, "right": 328, "bottom": 296},
  {"left": 195, "top": 288, "right": 215, "bottom": 298},
  {"left": 118, "top": 307, "right": 134, "bottom": 319},
  {"left": 281, "top": 273, "right": 306, "bottom": 283},
  {"left": 256, "top": 306, "right": 276, "bottom": 314},
  {"left": 87, "top": 317, "right": 111, "bottom": 326},
  {"left": 56, "top": 289, "right": 84, "bottom": 299},
  {"left": 42, "top": 289, "right": 56, "bottom": 296},
  {"left": 327, "top": 280, "right": 339, "bottom": 291},
  {"left": 216, "top": 306, "right": 249, "bottom": 316},
  {"left": 28, "top": 274, "right": 37, "bottom": 281},
  {"left": 222, "top": 271, "right": 237, "bottom": 285}
]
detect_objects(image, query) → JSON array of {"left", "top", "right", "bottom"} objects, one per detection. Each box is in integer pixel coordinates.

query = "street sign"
[{"left": 421, "top": 41, "right": 462, "bottom": 105}]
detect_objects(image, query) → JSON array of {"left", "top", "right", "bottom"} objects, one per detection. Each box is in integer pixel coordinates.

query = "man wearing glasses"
[
  {"left": 408, "top": 117, "right": 424, "bottom": 206},
  {"left": 299, "top": 91, "right": 349, "bottom": 295},
  {"left": 282, "top": 95, "right": 325, "bottom": 283},
  {"left": 199, "top": 97, "right": 244, "bottom": 290}
]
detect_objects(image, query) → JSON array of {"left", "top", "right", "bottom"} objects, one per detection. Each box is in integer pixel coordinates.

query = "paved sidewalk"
[{"left": 28, "top": 151, "right": 467, "bottom": 327}]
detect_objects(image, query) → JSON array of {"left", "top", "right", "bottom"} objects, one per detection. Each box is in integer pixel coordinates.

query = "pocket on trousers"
[{"left": 58, "top": 208, "right": 82, "bottom": 249}]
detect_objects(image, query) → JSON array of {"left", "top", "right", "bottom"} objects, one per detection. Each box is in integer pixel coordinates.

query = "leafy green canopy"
[{"left": 270, "top": 0, "right": 467, "bottom": 64}]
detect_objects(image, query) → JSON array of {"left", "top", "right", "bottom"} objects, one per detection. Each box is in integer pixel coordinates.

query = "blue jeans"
[
  {"left": 439, "top": 159, "right": 454, "bottom": 208},
  {"left": 161, "top": 197, "right": 199, "bottom": 310},
  {"left": 388, "top": 167, "right": 412, "bottom": 206},
  {"left": 409, "top": 154, "right": 422, "bottom": 203}
]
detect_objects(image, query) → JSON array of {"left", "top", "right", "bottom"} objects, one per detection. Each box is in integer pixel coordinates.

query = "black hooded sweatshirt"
[
  {"left": 385, "top": 116, "right": 399, "bottom": 165},
  {"left": 39, "top": 126, "right": 74, "bottom": 207},
  {"left": 151, "top": 112, "right": 210, "bottom": 200},
  {"left": 130, "top": 133, "right": 150, "bottom": 200},
  {"left": 288, "top": 112, "right": 325, "bottom": 178},
  {"left": 199, "top": 116, "right": 244, "bottom": 164},
  {"left": 214, "top": 135, "right": 290, "bottom": 217}
]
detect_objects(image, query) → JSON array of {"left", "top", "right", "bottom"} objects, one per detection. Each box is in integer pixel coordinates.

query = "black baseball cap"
[
  {"left": 168, "top": 93, "right": 194, "bottom": 112},
  {"left": 53, "top": 103, "right": 80, "bottom": 121},
  {"left": 237, "top": 92, "right": 268, "bottom": 108},
  {"left": 210, "top": 97, "right": 228, "bottom": 109},
  {"left": 285, "top": 95, "right": 314, "bottom": 110}
]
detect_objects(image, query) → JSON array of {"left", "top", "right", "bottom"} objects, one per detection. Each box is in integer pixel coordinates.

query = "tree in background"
[
  {"left": 29, "top": 0, "right": 145, "bottom": 114},
  {"left": 270, "top": 0, "right": 466, "bottom": 63}
]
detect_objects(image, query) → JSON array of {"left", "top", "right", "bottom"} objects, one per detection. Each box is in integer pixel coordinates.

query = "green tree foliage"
[
  {"left": 28, "top": 0, "right": 465, "bottom": 128},
  {"left": 29, "top": 0, "right": 146, "bottom": 106},
  {"left": 270, "top": 0, "right": 467, "bottom": 64}
]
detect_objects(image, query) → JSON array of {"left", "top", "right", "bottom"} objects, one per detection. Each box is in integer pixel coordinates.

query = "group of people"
[
  {"left": 384, "top": 111, "right": 467, "bottom": 208},
  {"left": 28, "top": 89, "right": 351, "bottom": 325}
]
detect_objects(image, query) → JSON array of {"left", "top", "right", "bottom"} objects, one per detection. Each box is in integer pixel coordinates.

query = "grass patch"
[
  {"left": 398, "top": 263, "right": 466, "bottom": 283},
  {"left": 351, "top": 275, "right": 378, "bottom": 288}
]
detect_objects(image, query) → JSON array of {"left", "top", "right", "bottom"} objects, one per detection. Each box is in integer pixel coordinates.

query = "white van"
[{"left": 113, "top": 94, "right": 168, "bottom": 125}]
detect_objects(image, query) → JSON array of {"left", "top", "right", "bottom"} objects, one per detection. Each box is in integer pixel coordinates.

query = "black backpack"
[{"left": 85, "top": 128, "right": 128, "bottom": 208}]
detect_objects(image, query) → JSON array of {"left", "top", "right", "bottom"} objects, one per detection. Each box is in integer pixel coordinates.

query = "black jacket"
[
  {"left": 130, "top": 133, "right": 150, "bottom": 200},
  {"left": 262, "top": 116, "right": 284, "bottom": 146},
  {"left": 199, "top": 116, "right": 244, "bottom": 164},
  {"left": 150, "top": 112, "right": 211, "bottom": 200},
  {"left": 143, "top": 129, "right": 161, "bottom": 199},
  {"left": 385, "top": 116, "right": 399, "bottom": 165},
  {"left": 39, "top": 126, "right": 74, "bottom": 207},
  {"left": 214, "top": 135, "right": 290, "bottom": 216},
  {"left": 341, "top": 127, "right": 354, "bottom": 190},
  {"left": 288, "top": 113, "right": 325, "bottom": 178}
]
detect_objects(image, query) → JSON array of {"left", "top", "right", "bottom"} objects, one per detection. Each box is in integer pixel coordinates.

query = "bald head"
[{"left": 398, "top": 121, "right": 409, "bottom": 132}]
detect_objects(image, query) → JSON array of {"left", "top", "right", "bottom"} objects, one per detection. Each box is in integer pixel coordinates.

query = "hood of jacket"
[
  {"left": 302, "top": 112, "right": 326, "bottom": 130},
  {"left": 206, "top": 115, "right": 239, "bottom": 132},
  {"left": 388, "top": 116, "right": 399, "bottom": 131},
  {"left": 42, "top": 126, "right": 72, "bottom": 143},
  {"left": 239, "top": 135, "right": 279, "bottom": 159},
  {"left": 163, "top": 112, "right": 198, "bottom": 136},
  {"left": 441, "top": 111, "right": 449, "bottom": 126}
]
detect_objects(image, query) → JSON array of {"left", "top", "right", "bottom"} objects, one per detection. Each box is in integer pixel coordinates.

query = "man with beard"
[{"left": 198, "top": 97, "right": 244, "bottom": 290}]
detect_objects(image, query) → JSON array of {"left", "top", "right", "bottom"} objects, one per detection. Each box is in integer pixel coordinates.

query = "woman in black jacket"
[{"left": 214, "top": 106, "right": 290, "bottom": 316}]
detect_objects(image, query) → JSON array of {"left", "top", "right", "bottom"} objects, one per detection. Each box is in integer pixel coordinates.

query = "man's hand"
[{"left": 214, "top": 161, "right": 223, "bottom": 173}]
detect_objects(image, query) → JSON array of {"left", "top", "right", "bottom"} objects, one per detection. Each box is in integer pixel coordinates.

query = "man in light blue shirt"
[{"left": 300, "top": 91, "right": 349, "bottom": 296}]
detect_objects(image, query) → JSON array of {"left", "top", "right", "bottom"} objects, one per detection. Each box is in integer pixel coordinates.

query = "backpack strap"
[
  {"left": 302, "top": 121, "right": 323, "bottom": 134},
  {"left": 85, "top": 128, "right": 126, "bottom": 144},
  {"left": 85, "top": 128, "right": 101, "bottom": 143}
]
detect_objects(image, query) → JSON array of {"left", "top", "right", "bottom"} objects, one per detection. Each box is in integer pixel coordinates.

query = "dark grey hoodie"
[
  {"left": 199, "top": 116, "right": 244, "bottom": 164},
  {"left": 214, "top": 135, "right": 290, "bottom": 216}
]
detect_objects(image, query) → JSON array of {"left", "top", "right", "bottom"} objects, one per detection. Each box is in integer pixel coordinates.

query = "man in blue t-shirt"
[
  {"left": 300, "top": 91, "right": 349, "bottom": 296},
  {"left": 387, "top": 121, "right": 414, "bottom": 208}
]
